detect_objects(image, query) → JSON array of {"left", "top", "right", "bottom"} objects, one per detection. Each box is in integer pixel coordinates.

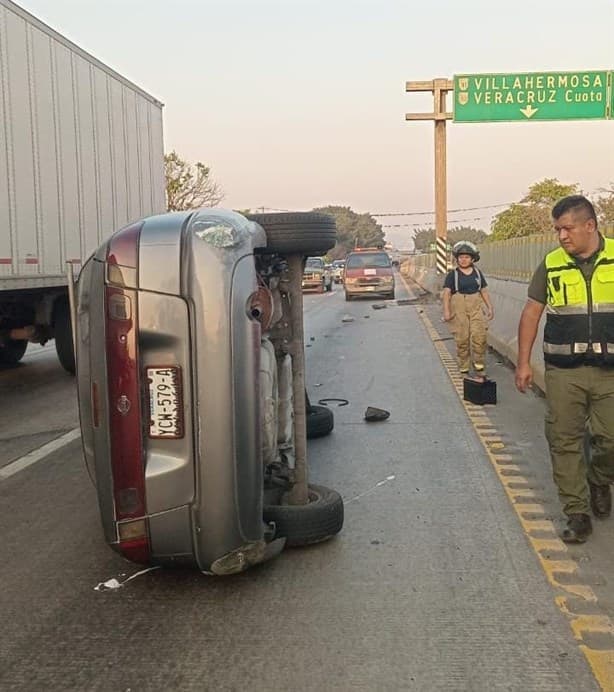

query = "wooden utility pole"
[{"left": 405, "top": 79, "right": 453, "bottom": 274}]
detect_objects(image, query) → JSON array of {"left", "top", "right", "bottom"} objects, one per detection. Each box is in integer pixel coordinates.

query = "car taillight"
[
  {"left": 106, "top": 222, "right": 143, "bottom": 288},
  {"left": 105, "top": 223, "right": 150, "bottom": 564}
]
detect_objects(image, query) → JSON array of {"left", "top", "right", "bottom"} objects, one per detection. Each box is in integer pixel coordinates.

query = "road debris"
[
  {"left": 345, "top": 475, "right": 397, "bottom": 503},
  {"left": 342, "top": 314, "right": 354, "bottom": 323},
  {"left": 364, "top": 406, "right": 390, "bottom": 422},
  {"left": 94, "top": 566, "right": 161, "bottom": 591}
]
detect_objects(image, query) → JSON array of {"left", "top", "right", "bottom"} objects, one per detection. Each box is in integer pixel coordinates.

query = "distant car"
[
  {"left": 74, "top": 209, "right": 343, "bottom": 575},
  {"left": 302, "top": 256, "right": 333, "bottom": 293},
  {"left": 344, "top": 248, "right": 395, "bottom": 300},
  {"left": 331, "top": 259, "right": 346, "bottom": 284}
]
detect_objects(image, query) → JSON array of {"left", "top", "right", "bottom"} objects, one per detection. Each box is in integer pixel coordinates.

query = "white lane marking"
[
  {"left": 345, "top": 475, "right": 396, "bottom": 504},
  {"left": 0, "top": 427, "right": 81, "bottom": 480},
  {"left": 94, "top": 566, "right": 161, "bottom": 591}
]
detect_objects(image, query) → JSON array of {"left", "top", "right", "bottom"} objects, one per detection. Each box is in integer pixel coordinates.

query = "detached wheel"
[
  {"left": 246, "top": 212, "right": 337, "bottom": 256},
  {"left": 53, "top": 297, "right": 75, "bottom": 374},
  {"left": 264, "top": 484, "right": 344, "bottom": 547},
  {"left": 307, "top": 404, "right": 334, "bottom": 439},
  {"left": 0, "top": 339, "right": 27, "bottom": 365}
]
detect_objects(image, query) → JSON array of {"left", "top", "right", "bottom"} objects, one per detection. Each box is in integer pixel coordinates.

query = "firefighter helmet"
[{"left": 452, "top": 241, "right": 480, "bottom": 262}]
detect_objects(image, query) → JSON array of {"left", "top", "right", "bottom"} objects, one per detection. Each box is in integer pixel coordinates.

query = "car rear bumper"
[{"left": 345, "top": 282, "right": 394, "bottom": 296}]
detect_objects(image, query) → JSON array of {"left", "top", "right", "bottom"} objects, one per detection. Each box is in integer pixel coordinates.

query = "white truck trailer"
[{"left": 0, "top": 0, "right": 165, "bottom": 371}]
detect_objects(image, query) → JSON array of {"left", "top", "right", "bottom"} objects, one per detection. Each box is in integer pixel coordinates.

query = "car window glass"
[
  {"left": 305, "top": 258, "right": 323, "bottom": 268},
  {"left": 346, "top": 253, "right": 390, "bottom": 269}
]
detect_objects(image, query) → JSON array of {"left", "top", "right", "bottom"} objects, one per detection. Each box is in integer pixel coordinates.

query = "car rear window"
[
  {"left": 306, "top": 258, "right": 324, "bottom": 268},
  {"left": 346, "top": 253, "right": 391, "bottom": 269}
]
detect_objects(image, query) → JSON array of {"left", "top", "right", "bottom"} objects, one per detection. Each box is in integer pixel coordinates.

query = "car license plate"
[{"left": 147, "top": 366, "right": 183, "bottom": 439}]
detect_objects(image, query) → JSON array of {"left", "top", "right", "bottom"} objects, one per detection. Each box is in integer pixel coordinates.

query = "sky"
[{"left": 14, "top": 0, "right": 614, "bottom": 249}]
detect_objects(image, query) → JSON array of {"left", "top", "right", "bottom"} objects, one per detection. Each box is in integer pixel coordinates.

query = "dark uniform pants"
[{"left": 545, "top": 364, "right": 614, "bottom": 515}]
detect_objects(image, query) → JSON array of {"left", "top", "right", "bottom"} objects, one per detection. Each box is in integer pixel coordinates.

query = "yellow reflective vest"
[{"left": 544, "top": 237, "right": 614, "bottom": 366}]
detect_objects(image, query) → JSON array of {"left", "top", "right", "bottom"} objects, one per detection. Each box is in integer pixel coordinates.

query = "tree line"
[
  {"left": 164, "top": 151, "right": 385, "bottom": 257},
  {"left": 165, "top": 151, "right": 614, "bottom": 254}
]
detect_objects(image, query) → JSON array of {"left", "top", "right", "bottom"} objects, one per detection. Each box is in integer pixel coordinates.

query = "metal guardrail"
[{"left": 405, "top": 227, "right": 614, "bottom": 282}]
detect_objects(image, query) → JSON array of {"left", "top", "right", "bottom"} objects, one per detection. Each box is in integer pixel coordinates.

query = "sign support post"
[{"left": 406, "top": 79, "right": 453, "bottom": 274}]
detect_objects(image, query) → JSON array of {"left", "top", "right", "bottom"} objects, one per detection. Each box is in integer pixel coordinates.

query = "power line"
[
  {"left": 255, "top": 202, "right": 510, "bottom": 216},
  {"left": 371, "top": 203, "right": 510, "bottom": 217},
  {"left": 383, "top": 215, "right": 493, "bottom": 229},
  {"left": 255, "top": 190, "right": 609, "bottom": 220}
]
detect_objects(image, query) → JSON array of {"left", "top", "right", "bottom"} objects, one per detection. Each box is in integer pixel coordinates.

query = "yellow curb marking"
[
  {"left": 416, "top": 306, "right": 614, "bottom": 690},
  {"left": 524, "top": 520, "right": 558, "bottom": 533}
]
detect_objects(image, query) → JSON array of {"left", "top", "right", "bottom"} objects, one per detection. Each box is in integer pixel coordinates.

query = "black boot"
[
  {"left": 589, "top": 481, "right": 612, "bottom": 519},
  {"left": 561, "top": 513, "right": 592, "bottom": 543}
]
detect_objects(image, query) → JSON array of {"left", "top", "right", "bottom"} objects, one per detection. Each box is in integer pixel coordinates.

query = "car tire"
[
  {"left": 345, "top": 292, "right": 352, "bottom": 301},
  {"left": 0, "top": 339, "right": 28, "bottom": 365},
  {"left": 53, "top": 297, "right": 76, "bottom": 374},
  {"left": 306, "top": 404, "right": 334, "bottom": 439},
  {"left": 264, "top": 484, "right": 344, "bottom": 547},
  {"left": 388, "top": 290, "right": 395, "bottom": 299},
  {"left": 246, "top": 212, "right": 337, "bottom": 256}
]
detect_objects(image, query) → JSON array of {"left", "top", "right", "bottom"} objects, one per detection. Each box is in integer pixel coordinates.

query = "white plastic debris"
[
  {"left": 346, "top": 474, "right": 397, "bottom": 504},
  {"left": 94, "top": 566, "right": 161, "bottom": 591}
]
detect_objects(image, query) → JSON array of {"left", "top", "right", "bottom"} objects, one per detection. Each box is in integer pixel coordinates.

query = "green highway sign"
[{"left": 453, "top": 71, "right": 610, "bottom": 122}]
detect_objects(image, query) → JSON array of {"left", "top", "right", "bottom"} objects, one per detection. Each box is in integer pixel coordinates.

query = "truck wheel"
[
  {"left": 264, "top": 484, "right": 344, "bottom": 547},
  {"left": 246, "top": 212, "right": 337, "bottom": 256},
  {"left": 306, "top": 404, "right": 334, "bottom": 439},
  {"left": 0, "top": 339, "right": 27, "bottom": 365},
  {"left": 53, "top": 297, "right": 75, "bottom": 374}
]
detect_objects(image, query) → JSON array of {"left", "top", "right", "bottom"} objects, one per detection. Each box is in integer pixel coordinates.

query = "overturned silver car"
[{"left": 75, "top": 210, "right": 343, "bottom": 575}]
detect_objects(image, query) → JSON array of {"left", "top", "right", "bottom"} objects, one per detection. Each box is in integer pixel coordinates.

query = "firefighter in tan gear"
[
  {"left": 516, "top": 195, "right": 614, "bottom": 544},
  {"left": 442, "top": 241, "right": 494, "bottom": 377}
]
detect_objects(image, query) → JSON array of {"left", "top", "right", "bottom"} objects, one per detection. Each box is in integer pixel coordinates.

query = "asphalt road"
[{"left": 0, "top": 276, "right": 609, "bottom": 691}]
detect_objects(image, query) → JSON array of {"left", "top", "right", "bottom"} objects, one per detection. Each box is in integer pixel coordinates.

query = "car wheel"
[
  {"left": 264, "top": 484, "right": 344, "bottom": 547},
  {"left": 388, "top": 290, "right": 395, "bottom": 299},
  {"left": 53, "top": 297, "right": 76, "bottom": 374},
  {"left": 0, "top": 339, "right": 27, "bottom": 365},
  {"left": 345, "top": 292, "right": 352, "bottom": 301},
  {"left": 245, "top": 212, "right": 336, "bottom": 256},
  {"left": 306, "top": 404, "right": 334, "bottom": 439}
]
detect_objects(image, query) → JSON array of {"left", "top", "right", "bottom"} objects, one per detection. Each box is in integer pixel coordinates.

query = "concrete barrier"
[{"left": 401, "top": 261, "right": 546, "bottom": 391}]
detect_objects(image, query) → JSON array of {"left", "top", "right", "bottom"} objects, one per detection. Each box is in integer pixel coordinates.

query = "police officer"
[{"left": 515, "top": 195, "right": 614, "bottom": 543}]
